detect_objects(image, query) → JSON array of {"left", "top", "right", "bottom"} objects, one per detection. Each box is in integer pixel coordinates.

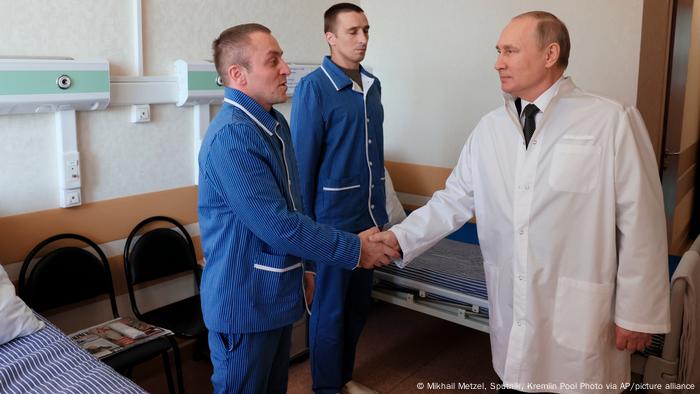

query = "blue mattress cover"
[{"left": 0, "top": 315, "right": 145, "bottom": 394}]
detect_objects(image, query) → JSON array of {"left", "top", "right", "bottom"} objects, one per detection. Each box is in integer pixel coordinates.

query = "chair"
[
  {"left": 18, "top": 233, "right": 184, "bottom": 394},
  {"left": 632, "top": 244, "right": 700, "bottom": 393},
  {"left": 123, "top": 216, "right": 206, "bottom": 355}
]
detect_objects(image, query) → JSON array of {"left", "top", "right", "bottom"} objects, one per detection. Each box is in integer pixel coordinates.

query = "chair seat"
[
  {"left": 103, "top": 335, "right": 173, "bottom": 371},
  {"left": 140, "top": 295, "right": 206, "bottom": 338}
]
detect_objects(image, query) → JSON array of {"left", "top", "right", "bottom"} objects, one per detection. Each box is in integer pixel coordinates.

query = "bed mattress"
[
  {"left": 0, "top": 316, "right": 145, "bottom": 394},
  {"left": 375, "top": 238, "right": 489, "bottom": 317}
]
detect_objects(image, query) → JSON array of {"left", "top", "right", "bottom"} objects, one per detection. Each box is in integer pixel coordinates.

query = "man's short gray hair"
[
  {"left": 515, "top": 11, "right": 570, "bottom": 69},
  {"left": 212, "top": 23, "right": 271, "bottom": 84}
]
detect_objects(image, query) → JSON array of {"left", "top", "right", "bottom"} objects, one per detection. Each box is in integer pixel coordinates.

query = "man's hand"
[
  {"left": 369, "top": 230, "right": 401, "bottom": 254},
  {"left": 303, "top": 271, "right": 315, "bottom": 306},
  {"left": 614, "top": 324, "right": 652, "bottom": 352},
  {"left": 358, "top": 227, "right": 401, "bottom": 269}
]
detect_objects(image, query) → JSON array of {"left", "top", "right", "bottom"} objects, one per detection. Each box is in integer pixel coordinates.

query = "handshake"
[{"left": 357, "top": 227, "right": 402, "bottom": 269}]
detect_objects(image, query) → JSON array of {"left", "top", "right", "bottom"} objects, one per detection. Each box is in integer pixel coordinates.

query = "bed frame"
[{"left": 372, "top": 237, "right": 490, "bottom": 333}]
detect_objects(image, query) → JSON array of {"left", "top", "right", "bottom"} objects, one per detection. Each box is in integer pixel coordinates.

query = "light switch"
[{"left": 62, "top": 152, "right": 81, "bottom": 189}]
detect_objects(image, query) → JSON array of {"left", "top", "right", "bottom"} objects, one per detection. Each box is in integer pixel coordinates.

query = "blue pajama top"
[
  {"left": 198, "top": 87, "right": 360, "bottom": 334},
  {"left": 291, "top": 56, "right": 388, "bottom": 234}
]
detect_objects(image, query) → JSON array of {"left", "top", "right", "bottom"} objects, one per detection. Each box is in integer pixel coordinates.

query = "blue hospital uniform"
[
  {"left": 291, "top": 56, "right": 388, "bottom": 393},
  {"left": 198, "top": 88, "right": 360, "bottom": 393}
]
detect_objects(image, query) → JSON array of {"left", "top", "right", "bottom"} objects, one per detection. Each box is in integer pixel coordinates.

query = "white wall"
[
  {"left": 1, "top": 2, "right": 134, "bottom": 75},
  {"left": 361, "top": 0, "right": 644, "bottom": 168},
  {"left": 0, "top": 0, "right": 348, "bottom": 216},
  {"left": 144, "top": 0, "right": 341, "bottom": 75},
  {"left": 0, "top": 1, "right": 644, "bottom": 216}
]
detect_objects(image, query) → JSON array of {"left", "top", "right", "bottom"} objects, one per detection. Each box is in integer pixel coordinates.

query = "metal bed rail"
[{"left": 372, "top": 270, "right": 490, "bottom": 333}]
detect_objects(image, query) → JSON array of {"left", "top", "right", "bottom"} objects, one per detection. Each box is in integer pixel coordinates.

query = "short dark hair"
[
  {"left": 515, "top": 11, "right": 570, "bottom": 69},
  {"left": 324, "top": 3, "right": 364, "bottom": 33},
  {"left": 212, "top": 23, "right": 271, "bottom": 84}
]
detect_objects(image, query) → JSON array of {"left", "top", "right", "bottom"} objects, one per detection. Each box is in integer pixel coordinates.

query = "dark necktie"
[{"left": 522, "top": 103, "right": 539, "bottom": 149}]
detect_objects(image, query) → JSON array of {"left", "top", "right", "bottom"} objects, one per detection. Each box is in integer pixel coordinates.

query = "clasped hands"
[
  {"left": 357, "top": 227, "right": 402, "bottom": 269},
  {"left": 304, "top": 227, "right": 401, "bottom": 306}
]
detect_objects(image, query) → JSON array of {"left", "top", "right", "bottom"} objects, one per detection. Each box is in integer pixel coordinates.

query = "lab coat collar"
[
  {"left": 503, "top": 76, "right": 575, "bottom": 114},
  {"left": 320, "top": 56, "right": 376, "bottom": 92},
  {"left": 223, "top": 87, "right": 279, "bottom": 136},
  {"left": 526, "top": 77, "right": 563, "bottom": 113}
]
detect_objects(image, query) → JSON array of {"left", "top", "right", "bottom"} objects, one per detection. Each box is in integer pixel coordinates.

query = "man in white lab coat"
[{"left": 372, "top": 11, "right": 671, "bottom": 393}]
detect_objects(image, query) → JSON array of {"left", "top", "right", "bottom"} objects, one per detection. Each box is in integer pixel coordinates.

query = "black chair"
[
  {"left": 123, "top": 216, "right": 206, "bottom": 356},
  {"left": 18, "top": 233, "right": 184, "bottom": 394}
]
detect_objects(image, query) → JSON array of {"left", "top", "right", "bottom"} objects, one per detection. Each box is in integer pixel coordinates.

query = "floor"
[{"left": 132, "top": 301, "right": 499, "bottom": 393}]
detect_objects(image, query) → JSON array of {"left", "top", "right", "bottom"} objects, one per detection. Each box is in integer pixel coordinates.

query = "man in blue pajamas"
[
  {"left": 291, "top": 4, "right": 387, "bottom": 394},
  {"left": 198, "top": 24, "right": 398, "bottom": 394}
]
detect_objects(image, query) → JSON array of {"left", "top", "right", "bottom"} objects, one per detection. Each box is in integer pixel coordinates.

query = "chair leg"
[
  {"left": 161, "top": 350, "right": 175, "bottom": 394},
  {"left": 167, "top": 336, "right": 186, "bottom": 394}
]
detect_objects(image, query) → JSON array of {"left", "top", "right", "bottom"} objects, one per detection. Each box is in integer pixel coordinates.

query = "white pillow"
[
  {"left": 384, "top": 168, "right": 407, "bottom": 227},
  {"left": 0, "top": 264, "right": 44, "bottom": 345}
]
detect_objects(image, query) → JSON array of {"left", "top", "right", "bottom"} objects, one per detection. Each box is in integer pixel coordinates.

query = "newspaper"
[{"left": 69, "top": 317, "right": 172, "bottom": 359}]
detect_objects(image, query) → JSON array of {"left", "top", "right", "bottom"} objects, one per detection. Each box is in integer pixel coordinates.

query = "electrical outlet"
[
  {"left": 131, "top": 104, "right": 151, "bottom": 123},
  {"left": 60, "top": 189, "right": 82, "bottom": 208}
]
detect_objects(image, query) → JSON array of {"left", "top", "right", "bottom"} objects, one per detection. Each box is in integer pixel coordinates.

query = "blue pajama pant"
[
  {"left": 309, "top": 264, "right": 374, "bottom": 394},
  {"left": 208, "top": 325, "right": 292, "bottom": 394}
]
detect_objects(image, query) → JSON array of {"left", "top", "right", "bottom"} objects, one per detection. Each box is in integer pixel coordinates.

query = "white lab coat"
[{"left": 391, "top": 78, "right": 671, "bottom": 393}]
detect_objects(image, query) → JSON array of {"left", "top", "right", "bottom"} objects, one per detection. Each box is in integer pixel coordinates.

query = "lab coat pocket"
[
  {"left": 483, "top": 262, "right": 503, "bottom": 330},
  {"left": 548, "top": 143, "right": 601, "bottom": 193},
  {"left": 553, "top": 277, "right": 613, "bottom": 354},
  {"left": 321, "top": 175, "right": 363, "bottom": 218},
  {"left": 253, "top": 252, "right": 303, "bottom": 304}
]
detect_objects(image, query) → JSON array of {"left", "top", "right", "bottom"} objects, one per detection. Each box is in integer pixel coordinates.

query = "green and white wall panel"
[{"left": 0, "top": 59, "right": 110, "bottom": 115}]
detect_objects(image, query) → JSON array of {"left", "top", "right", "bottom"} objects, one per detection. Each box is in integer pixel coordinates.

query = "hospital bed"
[
  {"left": 372, "top": 235, "right": 490, "bottom": 333},
  {"left": 0, "top": 315, "right": 145, "bottom": 394}
]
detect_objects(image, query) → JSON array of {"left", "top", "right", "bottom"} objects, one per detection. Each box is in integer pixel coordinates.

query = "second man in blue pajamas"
[{"left": 291, "top": 3, "right": 387, "bottom": 394}]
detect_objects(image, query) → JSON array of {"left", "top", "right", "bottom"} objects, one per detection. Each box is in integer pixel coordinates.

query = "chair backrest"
[
  {"left": 123, "top": 216, "right": 199, "bottom": 315},
  {"left": 19, "top": 233, "right": 118, "bottom": 317}
]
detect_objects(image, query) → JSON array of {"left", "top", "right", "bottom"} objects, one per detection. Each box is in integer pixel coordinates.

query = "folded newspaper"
[{"left": 69, "top": 317, "right": 172, "bottom": 359}]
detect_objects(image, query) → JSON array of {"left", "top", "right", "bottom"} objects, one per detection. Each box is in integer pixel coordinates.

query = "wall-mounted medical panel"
[
  {"left": 175, "top": 60, "right": 321, "bottom": 106},
  {"left": 0, "top": 59, "right": 110, "bottom": 115},
  {"left": 175, "top": 60, "right": 223, "bottom": 106},
  {"left": 287, "top": 64, "right": 317, "bottom": 97}
]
